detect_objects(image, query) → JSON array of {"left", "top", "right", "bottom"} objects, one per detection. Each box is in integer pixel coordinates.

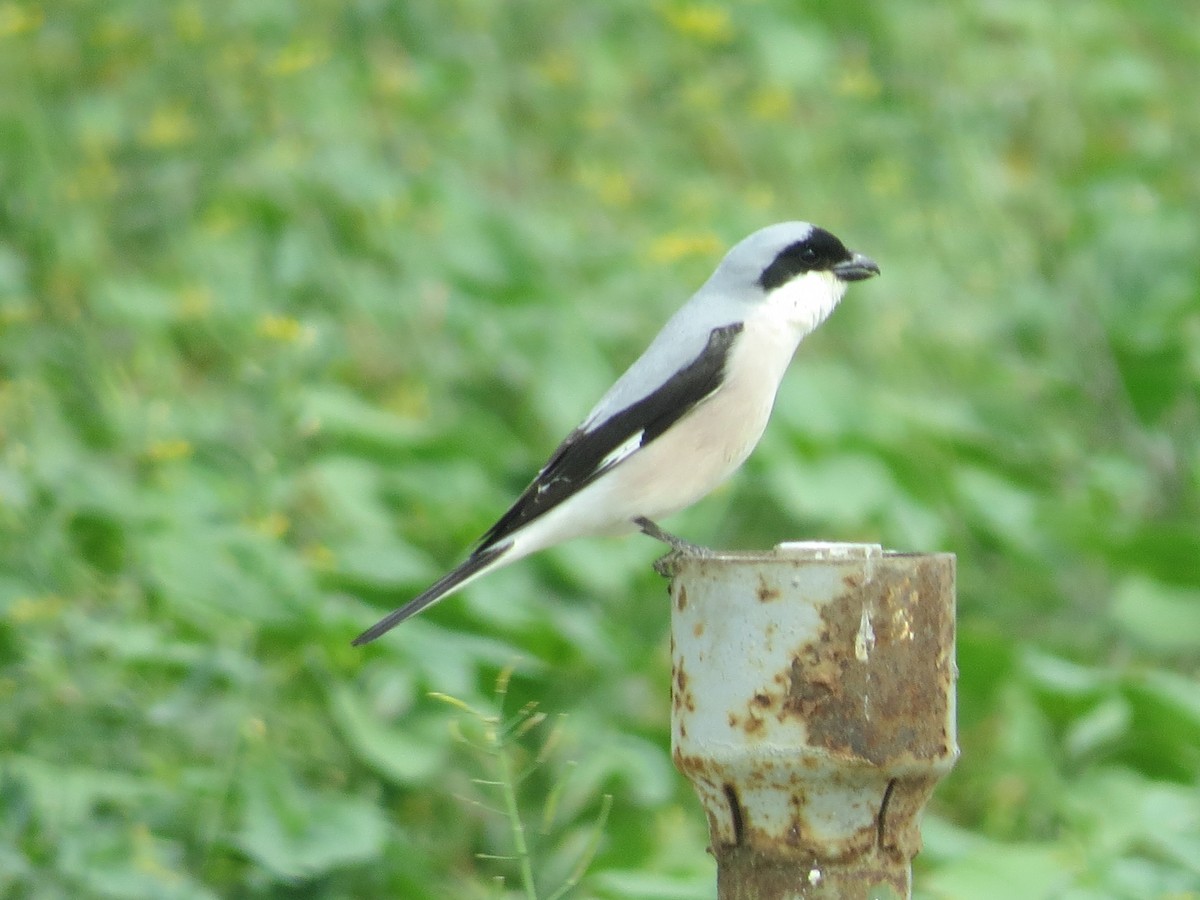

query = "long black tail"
[{"left": 351, "top": 544, "right": 509, "bottom": 645}]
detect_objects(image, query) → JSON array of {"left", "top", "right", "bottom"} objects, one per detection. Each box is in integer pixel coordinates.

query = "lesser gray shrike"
[{"left": 353, "top": 221, "right": 879, "bottom": 644}]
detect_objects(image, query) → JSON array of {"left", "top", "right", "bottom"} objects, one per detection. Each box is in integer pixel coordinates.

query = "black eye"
[{"left": 757, "top": 229, "right": 850, "bottom": 290}]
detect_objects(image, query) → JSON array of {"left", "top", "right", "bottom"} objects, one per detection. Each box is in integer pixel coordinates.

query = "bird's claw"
[
  {"left": 653, "top": 549, "right": 684, "bottom": 578},
  {"left": 634, "top": 517, "right": 716, "bottom": 577}
]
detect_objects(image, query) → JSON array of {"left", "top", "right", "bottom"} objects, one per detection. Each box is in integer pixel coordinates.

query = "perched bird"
[{"left": 353, "top": 222, "right": 879, "bottom": 644}]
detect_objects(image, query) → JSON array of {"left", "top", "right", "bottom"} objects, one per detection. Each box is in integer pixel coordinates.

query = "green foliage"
[
  {"left": 1, "top": 0, "right": 1197, "bottom": 897},
  {"left": 430, "top": 667, "right": 614, "bottom": 900}
]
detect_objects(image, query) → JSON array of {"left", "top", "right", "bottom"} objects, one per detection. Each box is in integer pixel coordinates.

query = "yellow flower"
[
  {"left": 385, "top": 380, "right": 430, "bottom": 419},
  {"left": 303, "top": 544, "right": 336, "bottom": 568},
  {"left": 750, "top": 87, "right": 791, "bottom": 122},
  {"left": 268, "top": 40, "right": 329, "bottom": 76},
  {"left": 0, "top": 2, "right": 43, "bottom": 38},
  {"left": 176, "top": 285, "right": 212, "bottom": 318},
  {"left": 836, "top": 60, "right": 882, "bottom": 100},
  {"left": 140, "top": 106, "right": 196, "bottom": 149},
  {"left": 661, "top": 5, "right": 734, "bottom": 44},
  {"left": 257, "top": 314, "right": 315, "bottom": 345},
  {"left": 867, "top": 159, "right": 906, "bottom": 199},
  {"left": 250, "top": 512, "right": 290, "bottom": 539},
  {"left": 646, "top": 231, "right": 722, "bottom": 264},
  {"left": 172, "top": 3, "right": 205, "bottom": 41},
  {"left": 534, "top": 52, "right": 576, "bottom": 86},
  {"left": 201, "top": 204, "right": 241, "bottom": 237},
  {"left": 8, "top": 594, "right": 64, "bottom": 624},
  {"left": 146, "top": 438, "right": 194, "bottom": 462},
  {"left": 63, "top": 155, "right": 119, "bottom": 201},
  {"left": 576, "top": 165, "right": 634, "bottom": 208},
  {"left": 743, "top": 183, "right": 774, "bottom": 211}
]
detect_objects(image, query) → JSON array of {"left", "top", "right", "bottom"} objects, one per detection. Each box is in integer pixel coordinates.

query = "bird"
[{"left": 352, "top": 221, "right": 879, "bottom": 644}]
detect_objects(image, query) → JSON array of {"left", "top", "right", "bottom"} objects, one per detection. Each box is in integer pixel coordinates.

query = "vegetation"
[{"left": 1, "top": 1, "right": 1197, "bottom": 897}]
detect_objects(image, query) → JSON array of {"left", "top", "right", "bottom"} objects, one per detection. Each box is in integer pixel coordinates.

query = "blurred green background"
[{"left": 2, "top": 1, "right": 1198, "bottom": 897}]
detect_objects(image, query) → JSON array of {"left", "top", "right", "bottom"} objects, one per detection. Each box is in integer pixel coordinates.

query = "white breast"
[{"left": 505, "top": 271, "right": 847, "bottom": 558}]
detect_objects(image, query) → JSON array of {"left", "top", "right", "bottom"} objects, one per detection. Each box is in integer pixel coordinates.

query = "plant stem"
[{"left": 492, "top": 722, "right": 538, "bottom": 900}]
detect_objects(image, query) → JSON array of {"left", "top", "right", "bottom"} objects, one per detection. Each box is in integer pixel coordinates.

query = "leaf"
[
  {"left": 300, "top": 386, "right": 431, "bottom": 456},
  {"left": 1109, "top": 576, "right": 1200, "bottom": 652},
  {"left": 1118, "top": 669, "right": 1200, "bottom": 780},
  {"left": 920, "top": 840, "right": 1075, "bottom": 899},
  {"left": 140, "top": 520, "right": 317, "bottom": 635},
  {"left": 323, "top": 540, "right": 434, "bottom": 593},
  {"left": 67, "top": 509, "right": 127, "bottom": 574},
  {"left": 1021, "top": 649, "right": 1111, "bottom": 699},
  {"left": 237, "top": 764, "right": 387, "bottom": 880},
  {"left": 4, "top": 754, "right": 159, "bottom": 830},
  {"left": 589, "top": 869, "right": 716, "bottom": 900},
  {"left": 330, "top": 685, "right": 444, "bottom": 784},
  {"left": 953, "top": 467, "right": 1039, "bottom": 552},
  {"left": 1062, "top": 696, "right": 1130, "bottom": 761},
  {"left": 766, "top": 452, "right": 898, "bottom": 525}
]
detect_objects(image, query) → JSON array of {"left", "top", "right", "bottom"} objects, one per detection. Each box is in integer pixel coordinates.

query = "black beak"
[{"left": 832, "top": 252, "right": 881, "bottom": 282}]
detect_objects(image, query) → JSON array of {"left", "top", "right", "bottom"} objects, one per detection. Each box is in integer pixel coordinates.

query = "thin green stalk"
[
  {"left": 544, "top": 793, "right": 612, "bottom": 900},
  {"left": 490, "top": 719, "right": 539, "bottom": 900}
]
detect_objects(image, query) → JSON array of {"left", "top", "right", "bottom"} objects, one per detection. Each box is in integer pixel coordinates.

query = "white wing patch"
[{"left": 597, "top": 429, "right": 645, "bottom": 472}]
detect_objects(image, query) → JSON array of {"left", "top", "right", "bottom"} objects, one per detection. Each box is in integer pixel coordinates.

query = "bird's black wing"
[
  {"left": 350, "top": 322, "right": 743, "bottom": 644},
  {"left": 477, "top": 322, "right": 743, "bottom": 549}
]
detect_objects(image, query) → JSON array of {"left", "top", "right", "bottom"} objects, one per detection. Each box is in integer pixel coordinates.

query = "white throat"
[{"left": 763, "top": 271, "right": 847, "bottom": 339}]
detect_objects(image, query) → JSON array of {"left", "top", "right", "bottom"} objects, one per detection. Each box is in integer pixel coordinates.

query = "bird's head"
[{"left": 706, "top": 221, "right": 880, "bottom": 334}]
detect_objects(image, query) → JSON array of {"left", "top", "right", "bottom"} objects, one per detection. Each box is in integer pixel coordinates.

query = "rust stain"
[
  {"left": 675, "top": 584, "right": 688, "bottom": 611},
  {"left": 734, "top": 689, "right": 778, "bottom": 736},
  {"left": 673, "top": 748, "right": 703, "bottom": 775},
  {"left": 672, "top": 663, "right": 695, "bottom": 713},
  {"left": 714, "top": 844, "right": 910, "bottom": 895},
  {"left": 693, "top": 621, "right": 704, "bottom": 638},
  {"left": 782, "top": 555, "right": 956, "bottom": 764},
  {"left": 743, "top": 713, "right": 766, "bottom": 737},
  {"left": 756, "top": 575, "right": 781, "bottom": 602}
]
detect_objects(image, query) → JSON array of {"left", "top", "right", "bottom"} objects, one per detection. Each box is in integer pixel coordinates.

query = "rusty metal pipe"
[{"left": 666, "top": 543, "right": 957, "bottom": 900}]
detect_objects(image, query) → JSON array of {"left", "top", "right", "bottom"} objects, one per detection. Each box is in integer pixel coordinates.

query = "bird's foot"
[{"left": 633, "top": 516, "right": 715, "bottom": 576}]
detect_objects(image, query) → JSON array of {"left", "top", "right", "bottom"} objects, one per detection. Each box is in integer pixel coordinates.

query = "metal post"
[{"left": 666, "top": 543, "right": 957, "bottom": 900}]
